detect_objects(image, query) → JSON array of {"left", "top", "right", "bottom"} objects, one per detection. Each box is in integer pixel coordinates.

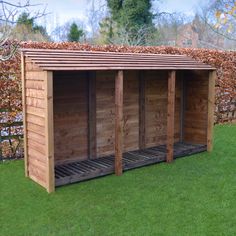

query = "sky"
[
  {"left": 8, "top": 0, "right": 204, "bottom": 30},
  {"left": 39, "top": 0, "right": 203, "bottom": 23}
]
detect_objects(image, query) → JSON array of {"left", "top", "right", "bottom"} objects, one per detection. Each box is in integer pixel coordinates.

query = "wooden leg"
[
  {"left": 115, "top": 70, "right": 123, "bottom": 176},
  {"left": 167, "top": 71, "right": 176, "bottom": 163},
  {"left": 207, "top": 71, "right": 216, "bottom": 152}
]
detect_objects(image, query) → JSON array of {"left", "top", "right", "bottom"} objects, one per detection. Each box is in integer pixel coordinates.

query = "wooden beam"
[
  {"left": 180, "top": 72, "right": 185, "bottom": 142},
  {"left": 167, "top": 71, "right": 176, "bottom": 163},
  {"left": 21, "top": 53, "right": 29, "bottom": 177},
  {"left": 45, "top": 71, "right": 55, "bottom": 193},
  {"left": 139, "top": 71, "right": 146, "bottom": 149},
  {"left": 88, "top": 72, "right": 97, "bottom": 159},
  {"left": 207, "top": 70, "right": 216, "bottom": 152},
  {"left": 115, "top": 70, "right": 124, "bottom": 176}
]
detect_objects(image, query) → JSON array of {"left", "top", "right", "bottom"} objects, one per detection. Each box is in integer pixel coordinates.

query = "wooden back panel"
[
  {"left": 53, "top": 70, "right": 182, "bottom": 163},
  {"left": 53, "top": 71, "right": 88, "bottom": 164},
  {"left": 145, "top": 71, "right": 181, "bottom": 147},
  {"left": 183, "top": 71, "right": 209, "bottom": 144}
]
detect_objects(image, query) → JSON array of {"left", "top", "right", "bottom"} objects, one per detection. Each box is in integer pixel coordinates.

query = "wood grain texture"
[
  {"left": 96, "top": 71, "right": 115, "bottom": 157},
  {"left": 53, "top": 71, "right": 88, "bottom": 164},
  {"left": 25, "top": 63, "right": 47, "bottom": 189},
  {"left": 45, "top": 71, "right": 55, "bottom": 193},
  {"left": 21, "top": 53, "right": 28, "bottom": 177},
  {"left": 22, "top": 49, "right": 215, "bottom": 71},
  {"left": 207, "top": 71, "right": 216, "bottom": 151},
  {"left": 115, "top": 70, "right": 124, "bottom": 176},
  {"left": 139, "top": 71, "right": 146, "bottom": 149},
  {"left": 145, "top": 71, "right": 168, "bottom": 147},
  {"left": 166, "top": 71, "right": 176, "bottom": 163},
  {"left": 183, "top": 71, "right": 209, "bottom": 144},
  {"left": 88, "top": 72, "right": 97, "bottom": 159}
]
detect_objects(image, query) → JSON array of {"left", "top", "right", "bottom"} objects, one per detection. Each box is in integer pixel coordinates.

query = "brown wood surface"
[
  {"left": 115, "top": 70, "right": 124, "bottom": 176},
  {"left": 45, "top": 71, "right": 55, "bottom": 193},
  {"left": 21, "top": 53, "right": 28, "bottom": 177},
  {"left": 207, "top": 71, "right": 216, "bottom": 151},
  {"left": 24, "top": 63, "right": 48, "bottom": 189},
  {"left": 88, "top": 72, "right": 97, "bottom": 159},
  {"left": 139, "top": 71, "right": 146, "bottom": 149},
  {"left": 183, "top": 71, "right": 209, "bottom": 144},
  {"left": 166, "top": 71, "right": 176, "bottom": 163},
  {"left": 53, "top": 71, "right": 88, "bottom": 164},
  {"left": 22, "top": 49, "right": 215, "bottom": 71}
]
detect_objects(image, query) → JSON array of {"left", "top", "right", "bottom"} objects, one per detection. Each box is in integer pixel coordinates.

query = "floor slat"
[{"left": 55, "top": 142, "right": 206, "bottom": 187}]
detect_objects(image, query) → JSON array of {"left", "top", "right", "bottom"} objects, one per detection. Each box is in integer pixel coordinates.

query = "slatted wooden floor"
[{"left": 55, "top": 142, "right": 206, "bottom": 187}]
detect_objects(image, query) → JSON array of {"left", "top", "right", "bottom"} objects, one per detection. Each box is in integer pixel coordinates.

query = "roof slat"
[{"left": 22, "top": 48, "right": 214, "bottom": 71}]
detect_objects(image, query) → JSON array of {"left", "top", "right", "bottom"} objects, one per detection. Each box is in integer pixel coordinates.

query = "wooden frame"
[
  {"left": 207, "top": 71, "right": 216, "bottom": 152},
  {"left": 115, "top": 70, "right": 124, "bottom": 176},
  {"left": 166, "top": 71, "right": 176, "bottom": 163},
  {"left": 21, "top": 53, "right": 28, "bottom": 177},
  {"left": 21, "top": 49, "right": 216, "bottom": 192},
  {"left": 45, "top": 71, "right": 55, "bottom": 193}
]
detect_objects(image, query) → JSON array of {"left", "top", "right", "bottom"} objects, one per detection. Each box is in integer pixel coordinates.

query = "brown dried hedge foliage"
[{"left": 1, "top": 41, "right": 236, "bottom": 129}]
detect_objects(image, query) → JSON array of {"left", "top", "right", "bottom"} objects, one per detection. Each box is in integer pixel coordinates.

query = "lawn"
[{"left": 1, "top": 124, "right": 236, "bottom": 236}]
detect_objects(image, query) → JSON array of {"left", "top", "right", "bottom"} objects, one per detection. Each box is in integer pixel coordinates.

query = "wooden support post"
[
  {"left": 207, "top": 70, "right": 216, "bottom": 152},
  {"left": 115, "top": 70, "right": 123, "bottom": 176},
  {"left": 167, "top": 71, "right": 176, "bottom": 163},
  {"left": 88, "top": 72, "right": 97, "bottom": 159},
  {"left": 21, "top": 53, "right": 28, "bottom": 177},
  {"left": 139, "top": 71, "right": 146, "bottom": 149},
  {"left": 180, "top": 72, "right": 185, "bottom": 142},
  {"left": 45, "top": 71, "right": 55, "bottom": 193}
]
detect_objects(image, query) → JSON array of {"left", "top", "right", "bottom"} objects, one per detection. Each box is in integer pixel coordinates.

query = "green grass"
[{"left": 1, "top": 125, "right": 236, "bottom": 236}]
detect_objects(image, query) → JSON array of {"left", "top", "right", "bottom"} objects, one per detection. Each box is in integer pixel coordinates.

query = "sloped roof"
[{"left": 21, "top": 48, "right": 215, "bottom": 71}]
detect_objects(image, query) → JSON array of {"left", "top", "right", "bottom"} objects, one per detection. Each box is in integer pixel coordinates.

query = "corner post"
[
  {"left": 45, "top": 71, "right": 55, "bottom": 193},
  {"left": 21, "top": 52, "right": 28, "bottom": 177},
  {"left": 115, "top": 70, "right": 123, "bottom": 176},
  {"left": 167, "top": 70, "right": 176, "bottom": 163},
  {"left": 207, "top": 70, "right": 216, "bottom": 152}
]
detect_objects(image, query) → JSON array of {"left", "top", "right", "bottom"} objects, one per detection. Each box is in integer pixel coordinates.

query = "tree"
[
  {"left": 13, "top": 12, "right": 50, "bottom": 41},
  {"left": 106, "top": 0, "right": 155, "bottom": 45},
  {"left": 199, "top": 0, "right": 236, "bottom": 41},
  {"left": 67, "top": 22, "right": 84, "bottom": 42},
  {"left": 0, "top": 0, "right": 48, "bottom": 61}
]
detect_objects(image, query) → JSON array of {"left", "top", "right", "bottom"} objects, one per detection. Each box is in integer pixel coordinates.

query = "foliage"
[
  {"left": 0, "top": 44, "right": 22, "bottom": 159},
  {"left": 67, "top": 23, "right": 84, "bottom": 42},
  {"left": 200, "top": 0, "right": 236, "bottom": 41},
  {"left": 214, "top": 0, "right": 236, "bottom": 35},
  {"left": 106, "top": 0, "right": 155, "bottom": 45},
  {"left": 13, "top": 12, "right": 50, "bottom": 41},
  {"left": 1, "top": 125, "right": 236, "bottom": 235}
]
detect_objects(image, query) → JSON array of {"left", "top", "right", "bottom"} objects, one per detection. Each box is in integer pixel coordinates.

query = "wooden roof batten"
[{"left": 22, "top": 48, "right": 215, "bottom": 71}]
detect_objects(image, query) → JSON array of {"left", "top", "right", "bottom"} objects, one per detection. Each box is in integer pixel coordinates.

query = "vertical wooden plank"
[
  {"left": 115, "top": 70, "right": 123, "bottom": 176},
  {"left": 21, "top": 52, "right": 28, "bottom": 177},
  {"left": 139, "top": 71, "right": 146, "bottom": 149},
  {"left": 88, "top": 71, "right": 97, "bottom": 159},
  {"left": 207, "top": 70, "right": 216, "bottom": 152},
  {"left": 180, "top": 72, "right": 185, "bottom": 142},
  {"left": 167, "top": 71, "right": 176, "bottom": 163},
  {"left": 45, "top": 71, "right": 55, "bottom": 193}
]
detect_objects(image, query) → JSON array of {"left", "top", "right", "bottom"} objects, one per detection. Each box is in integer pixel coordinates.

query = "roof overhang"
[{"left": 21, "top": 48, "right": 215, "bottom": 71}]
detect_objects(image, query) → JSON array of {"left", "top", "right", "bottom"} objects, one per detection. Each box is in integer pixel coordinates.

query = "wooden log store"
[{"left": 21, "top": 48, "right": 216, "bottom": 192}]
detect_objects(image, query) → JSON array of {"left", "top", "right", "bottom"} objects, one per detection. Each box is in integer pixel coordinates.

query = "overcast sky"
[
  {"left": 39, "top": 0, "right": 202, "bottom": 22},
  {"left": 9, "top": 0, "right": 204, "bottom": 30}
]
